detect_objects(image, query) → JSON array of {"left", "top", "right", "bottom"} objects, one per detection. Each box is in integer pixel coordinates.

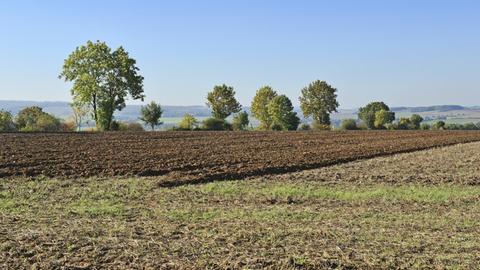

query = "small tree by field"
[
  {"left": 202, "top": 117, "right": 231, "bottom": 131},
  {"left": 374, "top": 109, "right": 395, "bottom": 129},
  {"left": 251, "top": 86, "right": 278, "bottom": 130},
  {"left": 397, "top": 118, "right": 412, "bottom": 130},
  {"left": 433, "top": 121, "right": 446, "bottom": 130},
  {"left": 70, "top": 102, "right": 90, "bottom": 131},
  {"left": 420, "top": 123, "right": 431, "bottom": 130},
  {"left": 232, "top": 111, "right": 250, "bottom": 131},
  {"left": 267, "top": 95, "right": 300, "bottom": 131},
  {"left": 299, "top": 80, "right": 339, "bottom": 127},
  {"left": 410, "top": 114, "right": 424, "bottom": 129},
  {"left": 178, "top": 113, "right": 199, "bottom": 130},
  {"left": 340, "top": 119, "right": 358, "bottom": 130},
  {"left": 206, "top": 84, "right": 241, "bottom": 120},
  {"left": 0, "top": 110, "right": 16, "bottom": 132},
  {"left": 140, "top": 101, "right": 163, "bottom": 131},
  {"left": 60, "top": 40, "right": 145, "bottom": 131},
  {"left": 358, "top": 102, "right": 394, "bottom": 129}
]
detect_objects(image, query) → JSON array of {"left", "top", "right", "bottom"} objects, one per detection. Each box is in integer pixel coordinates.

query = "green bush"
[
  {"left": 340, "top": 119, "right": 358, "bottom": 130},
  {"left": 0, "top": 110, "right": 16, "bottom": 131},
  {"left": 202, "top": 117, "right": 232, "bottom": 131},
  {"left": 111, "top": 121, "right": 145, "bottom": 132},
  {"left": 432, "top": 121, "right": 446, "bottom": 130},
  {"left": 298, "top": 123, "right": 311, "bottom": 131},
  {"left": 232, "top": 111, "right": 249, "bottom": 131},
  {"left": 420, "top": 123, "right": 431, "bottom": 130},
  {"left": 16, "top": 106, "right": 63, "bottom": 132}
]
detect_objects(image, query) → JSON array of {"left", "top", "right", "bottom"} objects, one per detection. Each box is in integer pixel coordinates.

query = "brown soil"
[{"left": 2, "top": 131, "right": 480, "bottom": 185}]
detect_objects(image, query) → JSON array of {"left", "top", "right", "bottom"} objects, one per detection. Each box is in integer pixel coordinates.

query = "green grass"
[
  {"left": 2, "top": 176, "right": 480, "bottom": 268},
  {"left": 196, "top": 181, "right": 480, "bottom": 203}
]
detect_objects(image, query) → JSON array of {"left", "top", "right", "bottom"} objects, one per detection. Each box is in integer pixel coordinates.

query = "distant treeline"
[{"left": 1, "top": 40, "right": 479, "bottom": 133}]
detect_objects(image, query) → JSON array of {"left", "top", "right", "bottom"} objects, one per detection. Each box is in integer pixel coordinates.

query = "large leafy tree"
[
  {"left": 358, "top": 102, "right": 393, "bottom": 129},
  {"left": 59, "top": 40, "right": 145, "bottom": 131},
  {"left": 267, "top": 95, "right": 300, "bottom": 131},
  {"left": 140, "top": 101, "right": 163, "bottom": 131},
  {"left": 251, "top": 86, "right": 278, "bottom": 129},
  {"left": 299, "top": 80, "right": 339, "bottom": 126},
  {"left": 206, "top": 84, "right": 241, "bottom": 119}
]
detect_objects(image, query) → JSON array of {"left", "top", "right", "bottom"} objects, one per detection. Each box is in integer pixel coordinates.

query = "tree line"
[{"left": 1, "top": 40, "right": 480, "bottom": 132}]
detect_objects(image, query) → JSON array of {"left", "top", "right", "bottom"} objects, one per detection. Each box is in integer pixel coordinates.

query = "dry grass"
[{"left": 2, "top": 142, "right": 480, "bottom": 269}]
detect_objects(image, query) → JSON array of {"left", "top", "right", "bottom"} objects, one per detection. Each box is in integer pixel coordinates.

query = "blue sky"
[{"left": 1, "top": 0, "right": 479, "bottom": 108}]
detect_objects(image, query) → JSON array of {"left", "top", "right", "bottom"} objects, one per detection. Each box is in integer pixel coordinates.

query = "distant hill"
[
  {"left": 0, "top": 100, "right": 213, "bottom": 121},
  {"left": 391, "top": 105, "right": 467, "bottom": 113}
]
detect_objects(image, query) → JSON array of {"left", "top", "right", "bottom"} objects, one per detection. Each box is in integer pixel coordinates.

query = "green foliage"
[
  {"left": 267, "top": 95, "right": 300, "bottom": 131},
  {"left": 232, "top": 111, "right": 250, "bottom": 131},
  {"left": 299, "top": 80, "right": 339, "bottom": 126},
  {"left": 15, "top": 106, "right": 63, "bottom": 132},
  {"left": 140, "top": 101, "right": 163, "bottom": 131},
  {"left": 433, "top": 121, "right": 446, "bottom": 130},
  {"left": 311, "top": 122, "right": 331, "bottom": 130},
  {"left": 178, "top": 113, "right": 199, "bottom": 130},
  {"left": 396, "top": 118, "right": 412, "bottom": 130},
  {"left": 420, "top": 123, "right": 431, "bottom": 130},
  {"left": 340, "top": 119, "right": 358, "bottom": 130},
  {"left": 111, "top": 121, "right": 145, "bottom": 132},
  {"left": 70, "top": 102, "right": 90, "bottom": 131},
  {"left": 298, "top": 123, "right": 311, "bottom": 131},
  {"left": 410, "top": 114, "right": 424, "bottom": 129},
  {"left": 444, "top": 123, "right": 479, "bottom": 130},
  {"left": 60, "top": 40, "right": 145, "bottom": 131},
  {"left": 374, "top": 109, "right": 395, "bottom": 129},
  {"left": 206, "top": 84, "right": 241, "bottom": 119},
  {"left": 0, "top": 110, "right": 16, "bottom": 132},
  {"left": 202, "top": 117, "right": 232, "bottom": 131},
  {"left": 251, "top": 86, "right": 278, "bottom": 130},
  {"left": 358, "top": 102, "right": 393, "bottom": 129}
]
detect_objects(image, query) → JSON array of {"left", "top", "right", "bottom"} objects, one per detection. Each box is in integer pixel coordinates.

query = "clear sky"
[{"left": 1, "top": 0, "right": 479, "bottom": 108}]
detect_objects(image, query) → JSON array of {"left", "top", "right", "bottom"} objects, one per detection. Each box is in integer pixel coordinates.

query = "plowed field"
[{"left": 1, "top": 131, "right": 480, "bottom": 185}]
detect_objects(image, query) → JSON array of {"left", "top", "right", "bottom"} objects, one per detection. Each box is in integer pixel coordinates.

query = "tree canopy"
[
  {"left": 251, "top": 86, "right": 278, "bottom": 129},
  {"left": 299, "top": 80, "right": 339, "bottom": 126},
  {"left": 60, "top": 40, "right": 144, "bottom": 131},
  {"left": 267, "top": 95, "right": 300, "bottom": 131},
  {"left": 206, "top": 84, "right": 242, "bottom": 119},
  {"left": 0, "top": 110, "right": 16, "bottom": 132},
  {"left": 358, "top": 102, "right": 393, "bottom": 129},
  {"left": 140, "top": 101, "right": 163, "bottom": 131},
  {"left": 232, "top": 111, "right": 250, "bottom": 131}
]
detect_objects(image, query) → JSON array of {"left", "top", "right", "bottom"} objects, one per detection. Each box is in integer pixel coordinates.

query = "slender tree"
[
  {"left": 70, "top": 101, "right": 90, "bottom": 131},
  {"left": 60, "top": 40, "right": 145, "bottom": 131},
  {"left": 140, "top": 101, "right": 163, "bottom": 131},
  {"left": 299, "top": 80, "right": 339, "bottom": 126}
]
